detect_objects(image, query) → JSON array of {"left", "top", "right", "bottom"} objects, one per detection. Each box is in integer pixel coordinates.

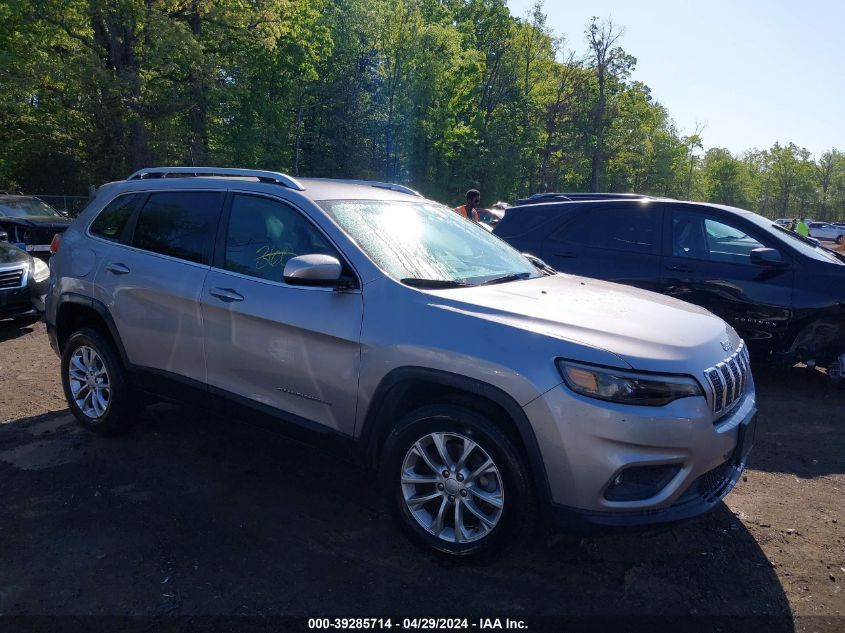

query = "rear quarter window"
[{"left": 89, "top": 194, "right": 144, "bottom": 241}]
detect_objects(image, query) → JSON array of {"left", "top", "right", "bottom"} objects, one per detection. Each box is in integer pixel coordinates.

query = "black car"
[
  {"left": 0, "top": 195, "right": 71, "bottom": 260},
  {"left": 493, "top": 198, "right": 845, "bottom": 377},
  {"left": 0, "top": 241, "right": 50, "bottom": 327}
]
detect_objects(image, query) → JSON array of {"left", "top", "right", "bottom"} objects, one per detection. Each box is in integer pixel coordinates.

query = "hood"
[
  {"left": 425, "top": 274, "right": 739, "bottom": 373},
  {"left": 0, "top": 215, "right": 71, "bottom": 228},
  {"left": 0, "top": 242, "right": 32, "bottom": 265}
]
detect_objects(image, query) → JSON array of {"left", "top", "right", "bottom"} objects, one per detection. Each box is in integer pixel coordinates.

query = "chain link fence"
[{"left": 33, "top": 194, "right": 92, "bottom": 218}]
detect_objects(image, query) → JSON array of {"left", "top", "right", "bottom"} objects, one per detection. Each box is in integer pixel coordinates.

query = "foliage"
[{"left": 0, "top": 0, "right": 843, "bottom": 220}]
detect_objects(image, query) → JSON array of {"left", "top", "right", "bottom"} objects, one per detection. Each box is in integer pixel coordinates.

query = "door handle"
[
  {"left": 105, "top": 263, "right": 130, "bottom": 275},
  {"left": 209, "top": 287, "right": 244, "bottom": 303},
  {"left": 666, "top": 264, "right": 694, "bottom": 273},
  {"left": 554, "top": 252, "right": 577, "bottom": 258}
]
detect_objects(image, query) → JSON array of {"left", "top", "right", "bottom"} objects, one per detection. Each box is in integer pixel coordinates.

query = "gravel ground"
[{"left": 0, "top": 322, "right": 843, "bottom": 631}]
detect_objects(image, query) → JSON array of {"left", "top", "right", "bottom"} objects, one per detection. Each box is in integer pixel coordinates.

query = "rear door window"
[
  {"left": 553, "top": 205, "right": 661, "bottom": 254},
  {"left": 131, "top": 191, "right": 224, "bottom": 264}
]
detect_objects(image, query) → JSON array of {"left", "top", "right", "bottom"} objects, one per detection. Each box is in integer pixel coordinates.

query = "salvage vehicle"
[
  {"left": 0, "top": 195, "right": 71, "bottom": 260},
  {"left": 0, "top": 240, "right": 50, "bottom": 327},
  {"left": 494, "top": 198, "right": 845, "bottom": 379},
  {"left": 47, "top": 167, "right": 757, "bottom": 557},
  {"left": 808, "top": 221, "right": 845, "bottom": 245}
]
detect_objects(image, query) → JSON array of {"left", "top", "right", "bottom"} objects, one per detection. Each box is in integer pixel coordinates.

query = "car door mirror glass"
[
  {"left": 750, "top": 247, "right": 787, "bottom": 267},
  {"left": 283, "top": 254, "right": 343, "bottom": 286}
]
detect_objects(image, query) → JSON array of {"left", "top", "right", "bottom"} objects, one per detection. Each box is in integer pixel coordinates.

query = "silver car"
[
  {"left": 46, "top": 167, "right": 757, "bottom": 558},
  {"left": 808, "top": 221, "right": 845, "bottom": 245}
]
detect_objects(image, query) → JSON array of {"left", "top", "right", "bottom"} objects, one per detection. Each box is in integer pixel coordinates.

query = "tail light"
[{"left": 50, "top": 233, "right": 62, "bottom": 254}]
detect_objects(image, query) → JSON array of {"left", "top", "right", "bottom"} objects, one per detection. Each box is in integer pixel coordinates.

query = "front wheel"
[
  {"left": 381, "top": 404, "right": 536, "bottom": 559},
  {"left": 61, "top": 328, "right": 137, "bottom": 435}
]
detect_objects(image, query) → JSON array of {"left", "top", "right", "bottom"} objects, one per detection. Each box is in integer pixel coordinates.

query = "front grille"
[
  {"left": 705, "top": 342, "right": 750, "bottom": 415},
  {"left": 0, "top": 267, "right": 25, "bottom": 289}
]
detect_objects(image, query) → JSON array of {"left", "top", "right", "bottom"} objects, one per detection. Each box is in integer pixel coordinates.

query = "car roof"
[
  {"left": 510, "top": 197, "right": 759, "bottom": 216},
  {"left": 109, "top": 167, "right": 426, "bottom": 203}
]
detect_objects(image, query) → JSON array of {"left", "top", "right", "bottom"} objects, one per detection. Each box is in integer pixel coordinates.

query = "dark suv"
[{"left": 494, "top": 198, "right": 845, "bottom": 378}]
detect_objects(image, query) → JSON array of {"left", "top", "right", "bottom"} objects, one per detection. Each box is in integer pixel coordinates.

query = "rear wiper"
[
  {"left": 400, "top": 278, "right": 473, "bottom": 288},
  {"left": 480, "top": 272, "right": 533, "bottom": 285}
]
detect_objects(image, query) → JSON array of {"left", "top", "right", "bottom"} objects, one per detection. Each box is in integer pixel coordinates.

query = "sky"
[{"left": 506, "top": 0, "right": 845, "bottom": 159}]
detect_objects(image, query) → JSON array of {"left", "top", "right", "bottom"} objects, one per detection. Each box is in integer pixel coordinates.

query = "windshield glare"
[
  {"left": 744, "top": 214, "right": 844, "bottom": 265},
  {"left": 0, "top": 198, "right": 61, "bottom": 218},
  {"left": 319, "top": 199, "right": 537, "bottom": 284}
]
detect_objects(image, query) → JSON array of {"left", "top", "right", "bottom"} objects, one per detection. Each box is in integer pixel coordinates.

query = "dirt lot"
[{"left": 0, "top": 322, "right": 843, "bottom": 631}]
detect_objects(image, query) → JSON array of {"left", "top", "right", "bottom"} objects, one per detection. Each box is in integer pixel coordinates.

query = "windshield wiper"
[
  {"left": 400, "top": 278, "right": 473, "bottom": 288},
  {"left": 480, "top": 272, "right": 533, "bottom": 285}
]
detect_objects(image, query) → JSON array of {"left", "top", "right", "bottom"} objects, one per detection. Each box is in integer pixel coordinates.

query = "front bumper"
[
  {"left": 524, "top": 380, "right": 757, "bottom": 528},
  {"left": 0, "top": 286, "right": 45, "bottom": 321},
  {"left": 549, "top": 409, "right": 756, "bottom": 530}
]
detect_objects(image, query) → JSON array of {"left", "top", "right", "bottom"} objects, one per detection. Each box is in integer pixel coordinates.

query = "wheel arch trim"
[
  {"left": 55, "top": 293, "right": 130, "bottom": 367},
  {"left": 357, "top": 366, "right": 553, "bottom": 506}
]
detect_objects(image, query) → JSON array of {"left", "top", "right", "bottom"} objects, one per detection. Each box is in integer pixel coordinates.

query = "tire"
[
  {"left": 61, "top": 328, "right": 137, "bottom": 435},
  {"left": 381, "top": 404, "right": 537, "bottom": 559},
  {"left": 836, "top": 235, "right": 843, "bottom": 245}
]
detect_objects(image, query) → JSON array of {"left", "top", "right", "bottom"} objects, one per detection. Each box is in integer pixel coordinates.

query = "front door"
[
  {"left": 201, "top": 193, "right": 363, "bottom": 435},
  {"left": 658, "top": 205, "right": 795, "bottom": 356}
]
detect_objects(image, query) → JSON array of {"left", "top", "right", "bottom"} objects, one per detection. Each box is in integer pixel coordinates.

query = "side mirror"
[
  {"left": 750, "top": 247, "right": 787, "bottom": 268},
  {"left": 283, "top": 254, "right": 344, "bottom": 286},
  {"left": 0, "top": 231, "right": 8, "bottom": 242}
]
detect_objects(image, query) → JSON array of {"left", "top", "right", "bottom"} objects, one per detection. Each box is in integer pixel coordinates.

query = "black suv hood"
[
  {"left": 0, "top": 215, "right": 71, "bottom": 229},
  {"left": 0, "top": 242, "right": 32, "bottom": 264}
]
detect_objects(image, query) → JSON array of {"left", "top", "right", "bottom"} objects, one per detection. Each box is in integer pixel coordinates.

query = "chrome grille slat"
[
  {"left": 0, "top": 268, "right": 25, "bottom": 289},
  {"left": 721, "top": 362, "right": 735, "bottom": 406},
  {"left": 730, "top": 357, "right": 742, "bottom": 401},
  {"left": 705, "top": 341, "right": 749, "bottom": 416}
]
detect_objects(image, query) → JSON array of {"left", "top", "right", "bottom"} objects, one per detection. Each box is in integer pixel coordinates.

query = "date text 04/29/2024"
[{"left": 307, "top": 618, "right": 527, "bottom": 630}]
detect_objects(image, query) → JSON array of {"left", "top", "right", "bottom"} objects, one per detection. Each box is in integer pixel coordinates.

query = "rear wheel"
[
  {"left": 381, "top": 404, "right": 536, "bottom": 559},
  {"left": 836, "top": 235, "right": 843, "bottom": 245},
  {"left": 61, "top": 328, "right": 137, "bottom": 435}
]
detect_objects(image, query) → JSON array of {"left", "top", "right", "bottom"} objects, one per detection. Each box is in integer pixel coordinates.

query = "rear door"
[
  {"left": 94, "top": 190, "right": 224, "bottom": 383},
  {"left": 657, "top": 205, "right": 795, "bottom": 353},
  {"left": 201, "top": 193, "right": 363, "bottom": 435},
  {"left": 538, "top": 203, "right": 664, "bottom": 291}
]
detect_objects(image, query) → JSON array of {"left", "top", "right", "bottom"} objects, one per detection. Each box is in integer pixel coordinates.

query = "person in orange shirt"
[{"left": 454, "top": 188, "right": 481, "bottom": 223}]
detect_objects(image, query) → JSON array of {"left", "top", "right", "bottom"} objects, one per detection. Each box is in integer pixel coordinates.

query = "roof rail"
[
  {"left": 126, "top": 167, "right": 305, "bottom": 191},
  {"left": 304, "top": 178, "right": 423, "bottom": 197},
  {"left": 513, "top": 192, "right": 655, "bottom": 206}
]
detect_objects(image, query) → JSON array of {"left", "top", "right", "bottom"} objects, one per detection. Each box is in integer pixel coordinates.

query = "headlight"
[
  {"left": 556, "top": 360, "right": 703, "bottom": 406},
  {"left": 31, "top": 257, "right": 50, "bottom": 283}
]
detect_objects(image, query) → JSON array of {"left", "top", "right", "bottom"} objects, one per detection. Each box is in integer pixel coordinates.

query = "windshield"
[
  {"left": 744, "top": 213, "right": 844, "bottom": 265},
  {"left": 318, "top": 199, "right": 538, "bottom": 285},
  {"left": 0, "top": 197, "right": 61, "bottom": 218}
]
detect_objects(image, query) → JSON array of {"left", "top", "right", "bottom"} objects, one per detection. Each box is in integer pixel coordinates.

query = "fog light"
[{"left": 604, "top": 464, "right": 681, "bottom": 501}]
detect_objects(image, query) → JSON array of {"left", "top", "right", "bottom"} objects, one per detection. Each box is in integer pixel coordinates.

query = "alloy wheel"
[
  {"left": 68, "top": 345, "right": 111, "bottom": 419},
  {"left": 400, "top": 432, "right": 504, "bottom": 543}
]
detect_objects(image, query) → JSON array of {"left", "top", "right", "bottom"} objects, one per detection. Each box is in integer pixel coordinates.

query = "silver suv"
[{"left": 46, "top": 167, "right": 757, "bottom": 557}]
